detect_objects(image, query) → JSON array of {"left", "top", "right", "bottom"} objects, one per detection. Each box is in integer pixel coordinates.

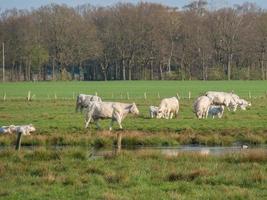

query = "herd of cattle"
[
  {"left": 76, "top": 91, "right": 251, "bottom": 131},
  {"left": 0, "top": 91, "right": 251, "bottom": 135}
]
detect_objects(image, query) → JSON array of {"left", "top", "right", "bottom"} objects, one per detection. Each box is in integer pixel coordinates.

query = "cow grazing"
[
  {"left": 85, "top": 101, "right": 139, "bottom": 130},
  {"left": 0, "top": 124, "right": 36, "bottom": 135},
  {"left": 157, "top": 97, "right": 179, "bottom": 119},
  {"left": 0, "top": 125, "right": 14, "bottom": 134},
  {"left": 76, "top": 94, "right": 102, "bottom": 112},
  {"left": 205, "top": 91, "right": 239, "bottom": 111},
  {"left": 149, "top": 106, "right": 158, "bottom": 118},
  {"left": 193, "top": 96, "right": 213, "bottom": 119},
  {"left": 10, "top": 124, "right": 36, "bottom": 135},
  {"left": 208, "top": 105, "right": 224, "bottom": 119},
  {"left": 238, "top": 99, "right": 251, "bottom": 110}
]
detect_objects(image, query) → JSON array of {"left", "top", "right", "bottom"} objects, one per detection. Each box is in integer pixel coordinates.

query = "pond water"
[
  {"left": 1, "top": 144, "right": 266, "bottom": 159},
  {"left": 90, "top": 144, "right": 267, "bottom": 159}
]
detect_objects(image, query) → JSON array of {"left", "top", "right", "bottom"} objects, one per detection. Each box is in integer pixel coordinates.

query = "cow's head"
[
  {"left": 130, "top": 103, "right": 139, "bottom": 115},
  {"left": 156, "top": 108, "right": 165, "bottom": 119},
  {"left": 28, "top": 124, "right": 36, "bottom": 132}
]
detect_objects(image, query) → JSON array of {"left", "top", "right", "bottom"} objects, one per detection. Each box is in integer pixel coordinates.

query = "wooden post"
[
  {"left": 176, "top": 93, "right": 180, "bottom": 100},
  {"left": 144, "top": 92, "right": 147, "bottom": 100},
  {"left": 95, "top": 91, "right": 98, "bottom": 96},
  {"left": 15, "top": 132, "right": 23, "bottom": 151},
  {"left": 27, "top": 91, "right": 31, "bottom": 101},
  {"left": 157, "top": 92, "right": 160, "bottom": 99},
  {"left": 3, "top": 92, "right": 6, "bottom": 101},
  {"left": 54, "top": 93, "right": 57, "bottom": 100},
  {"left": 72, "top": 92, "right": 75, "bottom": 100},
  {"left": 188, "top": 91, "right": 191, "bottom": 100},
  {"left": 127, "top": 92, "right": 130, "bottom": 100},
  {"left": 249, "top": 91, "right": 251, "bottom": 99},
  {"left": 117, "top": 132, "right": 122, "bottom": 153}
]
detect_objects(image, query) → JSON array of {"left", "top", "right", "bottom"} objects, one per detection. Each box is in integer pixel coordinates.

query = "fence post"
[
  {"left": 120, "top": 93, "right": 123, "bottom": 99},
  {"left": 15, "top": 132, "right": 23, "bottom": 151},
  {"left": 127, "top": 92, "right": 130, "bottom": 100},
  {"left": 117, "top": 132, "right": 122, "bottom": 153},
  {"left": 176, "top": 93, "right": 180, "bottom": 100},
  {"left": 27, "top": 91, "right": 31, "bottom": 101},
  {"left": 3, "top": 92, "right": 6, "bottom": 101},
  {"left": 144, "top": 92, "right": 147, "bottom": 100},
  {"left": 188, "top": 91, "right": 191, "bottom": 100},
  {"left": 157, "top": 92, "right": 160, "bottom": 99},
  {"left": 54, "top": 93, "right": 57, "bottom": 100},
  {"left": 249, "top": 91, "right": 251, "bottom": 99},
  {"left": 95, "top": 91, "right": 98, "bottom": 96},
  {"left": 72, "top": 92, "right": 75, "bottom": 100}
]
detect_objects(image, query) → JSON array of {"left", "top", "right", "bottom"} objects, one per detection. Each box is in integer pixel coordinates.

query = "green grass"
[
  {"left": 0, "top": 148, "right": 266, "bottom": 200},
  {"left": 0, "top": 81, "right": 267, "bottom": 146},
  {"left": 0, "top": 81, "right": 267, "bottom": 199},
  {"left": 1, "top": 80, "right": 267, "bottom": 99}
]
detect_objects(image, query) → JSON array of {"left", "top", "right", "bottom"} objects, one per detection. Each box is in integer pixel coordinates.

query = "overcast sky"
[{"left": 0, "top": 0, "right": 267, "bottom": 10}]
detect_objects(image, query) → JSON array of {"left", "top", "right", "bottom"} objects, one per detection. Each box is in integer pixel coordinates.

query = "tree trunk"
[
  {"left": 247, "top": 65, "right": 250, "bottom": 80},
  {"left": 52, "top": 58, "right": 55, "bottom": 80},
  {"left": 150, "top": 60, "right": 153, "bottom": 80},
  {"left": 159, "top": 63, "right": 163, "bottom": 80},
  {"left": 260, "top": 52, "right": 265, "bottom": 80},
  {"left": 227, "top": 53, "right": 232, "bottom": 80},
  {"left": 167, "top": 40, "right": 174, "bottom": 73},
  {"left": 122, "top": 59, "right": 126, "bottom": 80}
]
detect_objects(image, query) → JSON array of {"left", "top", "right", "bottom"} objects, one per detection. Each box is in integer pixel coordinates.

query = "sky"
[{"left": 0, "top": 0, "right": 267, "bottom": 10}]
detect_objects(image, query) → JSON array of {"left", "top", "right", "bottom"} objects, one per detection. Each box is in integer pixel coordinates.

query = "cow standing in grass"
[
  {"left": 76, "top": 94, "right": 102, "bottom": 112},
  {"left": 85, "top": 101, "right": 139, "bottom": 130},
  {"left": 157, "top": 97, "right": 179, "bottom": 119},
  {"left": 205, "top": 91, "right": 239, "bottom": 111},
  {"left": 193, "top": 96, "right": 213, "bottom": 119}
]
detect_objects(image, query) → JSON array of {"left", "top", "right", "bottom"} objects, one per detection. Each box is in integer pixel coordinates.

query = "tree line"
[{"left": 0, "top": 0, "right": 267, "bottom": 81}]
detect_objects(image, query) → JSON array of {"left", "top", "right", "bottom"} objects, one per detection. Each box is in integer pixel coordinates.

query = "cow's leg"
[
  {"left": 169, "top": 112, "right": 174, "bottom": 119},
  {"left": 117, "top": 116, "right": 123, "bottom": 129},
  {"left": 109, "top": 119, "right": 114, "bottom": 131},
  {"left": 95, "top": 120, "right": 100, "bottom": 129},
  {"left": 85, "top": 116, "right": 91, "bottom": 128}
]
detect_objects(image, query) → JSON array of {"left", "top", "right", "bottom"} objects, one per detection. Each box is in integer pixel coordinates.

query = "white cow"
[
  {"left": 205, "top": 91, "right": 239, "bottom": 111},
  {"left": 76, "top": 94, "right": 102, "bottom": 112},
  {"left": 157, "top": 97, "right": 179, "bottom": 119},
  {"left": 1, "top": 124, "right": 36, "bottom": 135},
  {"left": 149, "top": 106, "right": 158, "bottom": 118},
  {"left": 0, "top": 125, "right": 14, "bottom": 134},
  {"left": 238, "top": 99, "right": 251, "bottom": 110},
  {"left": 208, "top": 105, "right": 224, "bottom": 119},
  {"left": 85, "top": 101, "right": 139, "bottom": 130},
  {"left": 193, "top": 96, "right": 213, "bottom": 119}
]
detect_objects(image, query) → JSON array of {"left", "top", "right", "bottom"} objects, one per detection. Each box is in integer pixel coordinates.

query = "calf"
[
  {"left": 149, "top": 106, "right": 158, "bottom": 118},
  {"left": 208, "top": 105, "right": 224, "bottom": 119}
]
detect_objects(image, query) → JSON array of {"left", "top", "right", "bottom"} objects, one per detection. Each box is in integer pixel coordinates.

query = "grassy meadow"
[
  {"left": 0, "top": 148, "right": 266, "bottom": 200},
  {"left": 0, "top": 80, "right": 267, "bottom": 146},
  {"left": 0, "top": 81, "right": 267, "bottom": 199}
]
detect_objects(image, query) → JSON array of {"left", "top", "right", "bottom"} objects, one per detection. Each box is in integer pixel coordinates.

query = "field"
[
  {"left": 0, "top": 81, "right": 267, "bottom": 199},
  {"left": 0, "top": 80, "right": 267, "bottom": 146}
]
